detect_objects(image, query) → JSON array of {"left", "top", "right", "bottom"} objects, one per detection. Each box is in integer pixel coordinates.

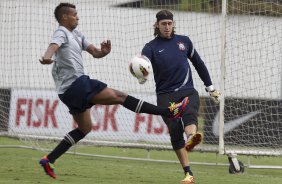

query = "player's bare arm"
[
  {"left": 39, "top": 43, "right": 60, "bottom": 64},
  {"left": 86, "top": 40, "right": 111, "bottom": 58}
]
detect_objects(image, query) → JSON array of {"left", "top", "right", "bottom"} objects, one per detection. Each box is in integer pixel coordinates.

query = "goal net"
[{"left": 0, "top": 0, "right": 281, "bottom": 156}]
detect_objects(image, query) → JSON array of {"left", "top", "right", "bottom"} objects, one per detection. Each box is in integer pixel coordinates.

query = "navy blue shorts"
[
  {"left": 157, "top": 89, "right": 200, "bottom": 150},
  {"left": 157, "top": 89, "right": 200, "bottom": 127},
  {"left": 59, "top": 75, "right": 107, "bottom": 115}
]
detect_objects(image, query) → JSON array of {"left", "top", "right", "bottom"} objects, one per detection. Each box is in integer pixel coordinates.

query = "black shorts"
[
  {"left": 157, "top": 88, "right": 200, "bottom": 130},
  {"left": 59, "top": 75, "right": 107, "bottom": 115}
]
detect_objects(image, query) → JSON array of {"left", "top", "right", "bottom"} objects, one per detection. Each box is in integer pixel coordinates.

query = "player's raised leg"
[{"left": 90, "top": 87, "right": 189, "bottom": 119}]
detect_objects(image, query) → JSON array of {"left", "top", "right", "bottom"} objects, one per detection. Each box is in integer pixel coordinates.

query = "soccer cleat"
[
  {"left": 181, "top": 173, "right": 195, "bottom": 183},
  {"left": 185, "top": 133, "right": 202, "bottom": 152},
  {"left": 168, "top": 97, "right": 189, "bottom": 119},
  {"left": 39, "top": 156, "right": 56, "bottom": 179}
]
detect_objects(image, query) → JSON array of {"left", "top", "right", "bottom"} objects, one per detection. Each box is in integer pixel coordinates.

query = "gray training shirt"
[{"left": 51, "top": 26, "right": 90, "bottom": 94}]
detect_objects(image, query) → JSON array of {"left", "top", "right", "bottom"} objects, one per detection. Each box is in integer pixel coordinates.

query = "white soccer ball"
[{"left": 129, "top": 55, "right": 152, "bottom": 84}]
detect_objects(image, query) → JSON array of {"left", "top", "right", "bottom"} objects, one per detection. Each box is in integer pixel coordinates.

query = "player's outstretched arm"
[
  {"left": 86, "top": 40, "right": 111, "bottom": 58},
  {"left": 39, "top": 43, "right": 59, "bottom": 64},
  {"left": 188, "top": 47, "right": 221, "bottom": 104}
]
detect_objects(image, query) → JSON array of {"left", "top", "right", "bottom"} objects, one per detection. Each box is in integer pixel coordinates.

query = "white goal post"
[{"left": 0, "top": 0, "right": 281, "bottom": 159}]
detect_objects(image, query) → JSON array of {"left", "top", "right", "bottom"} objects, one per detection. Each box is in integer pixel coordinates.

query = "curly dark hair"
[
  {"left": 154, "top": 10, "right": 175, "bottom": 37},
  {"left": 54, "top": 3, "right": 76, "bottom": 22}
]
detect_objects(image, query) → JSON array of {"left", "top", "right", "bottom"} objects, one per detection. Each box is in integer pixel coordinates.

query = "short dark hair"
[
  {"left": 54, "top": 3, "right": 76, "bottom": 22},
  {"left": 156, "top": 9, "right": 173, "bottom": 22},
  {"left": 154, "top": 10, "right": 175, "bottom": 37}
]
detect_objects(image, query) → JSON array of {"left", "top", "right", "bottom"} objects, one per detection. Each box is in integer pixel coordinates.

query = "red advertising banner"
[{"left": 9, "top": 89, "right": 170, "bottom": 143}]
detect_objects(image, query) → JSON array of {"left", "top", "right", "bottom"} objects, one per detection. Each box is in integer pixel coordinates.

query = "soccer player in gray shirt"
[{"left": 38, "top": 3, "right": 189, "bottom": 179}]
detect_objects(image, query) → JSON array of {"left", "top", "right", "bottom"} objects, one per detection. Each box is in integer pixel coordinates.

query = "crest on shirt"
[{"left": 177, "top": 42, "right": 186, "bottom": 51}]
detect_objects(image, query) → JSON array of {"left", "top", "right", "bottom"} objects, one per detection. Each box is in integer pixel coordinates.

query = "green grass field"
[{"left": 1, "top": 136, "right": 282, "bottom": 184}]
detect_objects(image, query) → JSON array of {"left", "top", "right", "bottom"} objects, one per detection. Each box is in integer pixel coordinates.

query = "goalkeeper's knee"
[{"left": 171, "top": 139, "right": 185, "bottom": 150}]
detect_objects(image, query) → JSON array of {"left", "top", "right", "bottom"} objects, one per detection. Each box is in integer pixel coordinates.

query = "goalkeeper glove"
[{"left": 205, "top": 85, "right": 221, "bottom": 104}]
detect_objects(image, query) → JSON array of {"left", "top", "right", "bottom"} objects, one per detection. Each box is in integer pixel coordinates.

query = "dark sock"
[
  {"left": 47, "top": 128, "right": 86, "bottom": 163},
  {"left": 122, "top": 95, "right": 170, "bottom": 116},
  {"left": 183, "top": 166, "right": 193, "bottom": 176}
]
